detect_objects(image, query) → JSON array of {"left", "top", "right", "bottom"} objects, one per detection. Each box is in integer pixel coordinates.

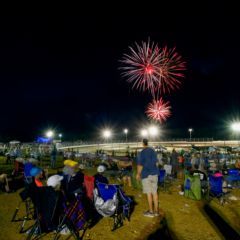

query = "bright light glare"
[
  {"left": 59, "top": 133, "right": 62, "bottom": 138},
  {"left": 188, "top": 128, "right": 193, "bottom": 132},
  {"left": 141, "top": 129, "right": 148, "bottom": 137},
  {"left": 103, "top": 130, "right": 111, "bottom": 138},
  {"left": 148, "top": 126, "right": 159, "bottom": 136},
  {"left": 46, "top": 130, "right": 54, "bottom": 138},
  {"left": 231, "top": 123, "right": 240, "bottom": 132},
  {"left": 124, "top": 129, "right": 128, "bottom": 134}
]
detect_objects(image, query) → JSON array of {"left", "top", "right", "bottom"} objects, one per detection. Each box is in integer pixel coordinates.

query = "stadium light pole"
[
  {"left": 148, "top": 125, "right": 159, "bottom": 141},
  {"left": 140, "top": 129, "right": 148, "bottom": 138},
  {"left": 188, "top": 128, "right": 193, "bottom": 141},
  {"left": 103, "top": 129, "right": 112, "bottom": 143},
  {"left": 58, "top": 133, "right": 62, "bottom": 142},
  {"left": 231, "top": 122, "right": 240, "bottom": 146},
  {"left": 124, "top": 129, "right": 128, "bottom": 142},
  {"left": 46, "top": 130, "right": 54, "bottom": 139}
]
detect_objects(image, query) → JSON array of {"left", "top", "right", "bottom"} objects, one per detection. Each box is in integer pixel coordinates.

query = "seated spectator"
[
  {"left": 190, "top": 164, "right": 208, "bottom": 191},
  {"left": 47, "top": 174, "right": 64, "bottom": 191},
  {"left": 62, "top": 160, "right": 84, "bottom": 201},
  {"left": 30, "top": 167, "right": 44, "bottom": 187},
  {"left": 235, "top": 159, "right": 240, "bottom": 169},
  {"left": 190, "top": 164, "right": 208, "bottom": 181},
  {"left": 94, "top": 165, "right": 109, "bottom": 186},
  {"left": 24, "top": 158, "right": 38, "bottom": 184},
  {"left": 213, "top": 171, "right": 223, "bottom": 178},
  {"left": 117, "top": 158, "right": 133, "bottom": 187}
]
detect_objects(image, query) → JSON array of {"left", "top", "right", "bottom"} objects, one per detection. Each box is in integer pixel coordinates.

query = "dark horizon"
[{"left": 0, "top": 6, "right": 240, "bottom": 142}]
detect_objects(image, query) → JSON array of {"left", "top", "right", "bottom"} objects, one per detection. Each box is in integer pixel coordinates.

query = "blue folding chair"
[
  {"left": 158, "top": 169, "right": 166, "bottom": 191},
  {"left": 94, "top": 182, "right": 132, "bottom": 231},
  {"left": 209, "top": 175, "right": 227, "bottom": 205},
  {"left": 226, "top": 169, "right": 240, "bottom": 188}
]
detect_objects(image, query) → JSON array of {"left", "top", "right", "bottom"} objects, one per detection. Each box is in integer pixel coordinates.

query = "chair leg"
[
  {"left": 11, "top": 208, "right": 19, "bottom": 222},
  {"left": 19, "top": 216, "right": 28, "bottom": 233},
  {"left": 112, "top": 212, "right": 123, "bottom": 231},
  {"left": 25, "top": 221, "right": 39, "bottom": 240}
]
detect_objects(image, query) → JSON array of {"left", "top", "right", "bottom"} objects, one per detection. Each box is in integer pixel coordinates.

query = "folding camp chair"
[
  {"left": 192, "top": 172, "right": 209, "bottom": 199},
  {"left": 11, "top": 180, "right": 36, "bottom": 233},
  {"left": 162, "top": 164, "right": 174, "bottom": 189},
  {"left": 54, "top": 195, "right": 87, "bottom": 240},
  {"left": 209, "top": 175, "right": 228, "bottom": 205},
  {"left": 84, "top": 175, "right": 95, "bottom": 201},
  {"left": 184, "top": 174, "right": 201, "bottom": 200},
  {"left": 94, "top": 182, "right": 132, "bottom": 231},
  {"left": 82, "top": 175, "right": 100, "bottom": 228},
  {"left": 25, "top": 186, "right": 64, "bottom": 240},
  {"left": 226, "top": 169, "right": 240, "bottom": 188},
  {"left": 158, "top": 169, "right": 166, "bottom": 191}
]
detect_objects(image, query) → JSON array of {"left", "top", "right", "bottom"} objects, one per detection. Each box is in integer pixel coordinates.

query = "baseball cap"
[
  {"left": 64, "top": 160, "right": 78, "bottom": 168},
  {"left": 30, "top": 167, "right": 42, "bottom": 177},
  {"left": 47, "top": 175, "right": 63, "bottom": 188},
  {"left": 97, "top": 165, "right": 106, "bottom": 173}
]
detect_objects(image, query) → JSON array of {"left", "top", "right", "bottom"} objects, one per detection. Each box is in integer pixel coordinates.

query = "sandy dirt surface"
[{"left": 0, "top": 178, "right": 240, "bottom": 240}]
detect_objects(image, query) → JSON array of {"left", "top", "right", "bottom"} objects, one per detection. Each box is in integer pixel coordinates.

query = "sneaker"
[
  {"left": 143, "top": 211, "right": 154, "bottom": 218},
  {"left": 60, "top": 226, "right": 70, "bottom": 235},
  {"left": 153, "top": 212, "right": 160, "bottom": 217}
]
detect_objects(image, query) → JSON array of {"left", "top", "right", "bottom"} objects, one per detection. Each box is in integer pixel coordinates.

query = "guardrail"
[{"left": 57, "top": 140, "right": 240, "bottom": 152}]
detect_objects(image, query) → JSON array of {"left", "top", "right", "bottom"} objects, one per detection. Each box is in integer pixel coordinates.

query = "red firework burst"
[
  {"left": 157, "top": 47, "right": 186, "bottom": 94},
  {"left": 146, "top": 98, "right": 171, "bottom": 123},
  {"left": 120, "top": 40, "right": 161, "bottom": 96}
]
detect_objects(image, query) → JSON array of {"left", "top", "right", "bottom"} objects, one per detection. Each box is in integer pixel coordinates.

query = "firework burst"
[
  {"left": 120, "top": 41, "right": 186, "bottom": 98},
  {"left": 120, "top": 40, "right": 161, "bottom": 96},
  {"left": 157, "top": 46, "right": 186, "bottom": 94},
  {"left": 146, "top": 98, "right": 171, "bottom": 123}
]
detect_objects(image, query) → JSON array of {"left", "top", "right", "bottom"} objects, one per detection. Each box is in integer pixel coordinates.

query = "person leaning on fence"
[{"left": 136, "top": 138, "right": 160, "bottom": 218}]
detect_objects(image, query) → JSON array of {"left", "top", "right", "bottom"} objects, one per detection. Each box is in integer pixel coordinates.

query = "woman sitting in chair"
[
  {"left": 94, "top": 165, "right": 109, "bottom": 186},
  {"left": 62, "top": 160, "right": 84, "bottom": 201},
  {"left": 30, "top": 167, "right": 44, "bottom": 187}
]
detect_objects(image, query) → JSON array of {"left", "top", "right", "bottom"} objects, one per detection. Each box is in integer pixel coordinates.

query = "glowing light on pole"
[
  {"left": 231, "top": 122, "right": 240, "bottom": 132},
  {"left": 103, "top": 129, "right": 112, "bottom": 142},
  {"left": 188, "top": 128, "right": 193, "bottom": 141},
  {"left": 148, "top": 126, "right": 159, "bottom": 138},
  {"left": 58, "top": 133, "right": 62, "bottom": 141},
  {"left": 140, "top": 129, "right": 148, "bottom": 138},
  {"left": 46, "top": 130, "right": 54, "bottom": 139},
  {"left": 124, "top": 129, "right": 128, "bottom": 142},
  {"left": 231, "top": 122, "right": 240, "bottom": 145}
]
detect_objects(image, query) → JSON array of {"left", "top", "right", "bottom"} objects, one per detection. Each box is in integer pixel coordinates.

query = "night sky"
[{"left": 0, "top": 5, "right": 239, "bottom": 142}]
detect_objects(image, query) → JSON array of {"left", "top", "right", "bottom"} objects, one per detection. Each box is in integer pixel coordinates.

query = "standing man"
[
  {"left": 50, "top": 144, "right": 57, "bottom": 169},
  {"left": 136, "top": 138, "right": 159, "bottom": 217}
]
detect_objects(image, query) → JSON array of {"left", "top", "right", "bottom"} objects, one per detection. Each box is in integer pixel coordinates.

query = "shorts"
[{"left": 142, "top": 175, "right": 158, "bottom": 194}]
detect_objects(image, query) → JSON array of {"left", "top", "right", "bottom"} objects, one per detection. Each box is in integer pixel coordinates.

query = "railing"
[{"left": 58, "top": 138, "right": 215, "bottom": 148}]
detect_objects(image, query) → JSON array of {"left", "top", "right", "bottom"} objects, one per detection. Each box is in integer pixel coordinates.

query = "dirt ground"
[{"left": 0, "top": 176, "right": 240, "bottom": 240}]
